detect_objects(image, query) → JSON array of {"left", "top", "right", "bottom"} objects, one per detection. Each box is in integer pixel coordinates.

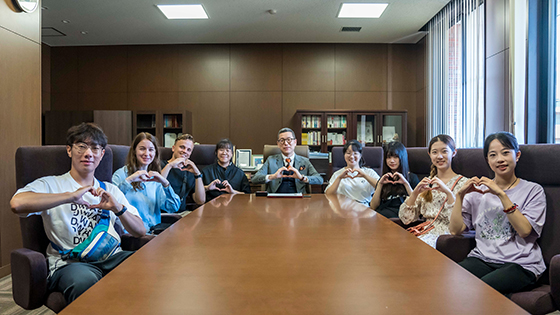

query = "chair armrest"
[
  {"left": 11, "top": 248, "right": 48, "bottom": 310},
  {"left": 161, "top": 213, "right": 182, "bottom": 224},
  {"left": 435, "top": 234, "right": 476, "bottom": 263},
  {"left": 389, "top": 217, "right": 424, "bottom": 229},
  {"left": 550, "top": 254, "right": 560, "bottom": 308},
  {"left": 120, "top": 234, "right": 155, "bottom": 251}
]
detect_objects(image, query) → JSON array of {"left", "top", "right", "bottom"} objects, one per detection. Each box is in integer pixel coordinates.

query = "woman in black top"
[{"left": 370, "top": 142, "right": 419, "bottom": 218}]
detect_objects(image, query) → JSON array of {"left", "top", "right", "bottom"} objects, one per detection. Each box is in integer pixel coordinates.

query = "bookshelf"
[
  {"left": 133, "top": 110, "right": 192, "bottom": 147},
  {"left": 295, "top": 110, "right": 407, "bottom": 153}
]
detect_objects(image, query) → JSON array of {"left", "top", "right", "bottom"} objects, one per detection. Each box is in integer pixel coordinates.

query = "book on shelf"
[{"left": 302, "top": 133, "right": 308, "bottom": 145}]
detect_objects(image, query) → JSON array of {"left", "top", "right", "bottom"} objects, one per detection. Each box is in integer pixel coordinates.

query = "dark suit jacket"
[{"left": 251, "top": 154, "right": 323, "bottom": 193}]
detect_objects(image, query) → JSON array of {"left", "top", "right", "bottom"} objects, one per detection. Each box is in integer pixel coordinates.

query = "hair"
[
  {"left": 277, "top": 127, "right": 296, "bottom": 139},
  {"left": 483, "top": 131, "right": 519, "bottom": 159},
  {"left": 421, "top": 134, "right": 457, "bottom": 202},
  {"left": 66, "top": 122, "right": 108, "bottom": 148},
  {"left": 174, "top": 133, "right": 194, "bottom": 144},
  {"left": 380, "top": 142, "right": 410, "bottom": 199},
  {"left": 343, "top": 140, "right": 365, "bottom": 167},
  {"left": 126, "top": 132, "right": 162, "bottom": 191}
]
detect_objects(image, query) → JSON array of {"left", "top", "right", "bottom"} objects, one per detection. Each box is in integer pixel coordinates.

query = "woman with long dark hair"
[
  {"left": 399, "top": 134, "right": 467, "bottom": 248},
  {"left": 325, "top": 140, "right": 379, "bottom": 205},
  {"left": 112, "top": 133, "right": 180, "bottom": 232},
  {"left": 371, "top": 142, "right": 419, "bottom": 218}
]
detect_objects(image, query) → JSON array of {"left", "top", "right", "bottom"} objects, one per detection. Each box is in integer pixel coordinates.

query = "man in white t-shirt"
[{"left": 11, "top": 123, "right": 146, "bottom": 304}]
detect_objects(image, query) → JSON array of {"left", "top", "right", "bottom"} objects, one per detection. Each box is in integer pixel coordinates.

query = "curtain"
[
  {"left": 426, "top": 0, "right": 485, "bottom": 148},
  {"left": 509, "top": 0, "right": 528, "bottom": 143}
]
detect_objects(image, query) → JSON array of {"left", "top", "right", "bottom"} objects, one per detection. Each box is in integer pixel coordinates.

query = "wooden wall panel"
[
  {"left": 176, "top": 45, "right": 230, "bottom": 92},
  {"left": 335, "top": 92, "right": 387, "bottom": 110},
  {"left": 283, "top": 44, "right": 335, "bottom": 91},
  {"left": 335, "top": 44, "right": 388, "bottom": 91},
  {"left": 80, "top": 92, "right": 127, "bottom": 110},
  {"left": 51, "top": 47, "right": 78, "bottom": 93},
  {"left": 230, "top": 44, "right": 282, "bottom": 91},
  {"left": 42, "top": 44, "right": 51, "bottom": 113},
  {"left": 128, "top": 45, "right": 178, "bottom": 92},
  {"left": 128, "top": 92, "right": 179, "bottom": 111},
  {"left": 391, "top": 92, "right": 417, "bottom": 147},
  {"left": 282, "top": 92, "right": 335, "bottom": 129},
  {"left": 179, "top": 92, "right": 230, "bottom": 145},
  {"left": 78, "top": 46, "right": 127, "bottom": 93},
  {"left": 51, "top": 92, "right": 79, "bottom": 110},
  {"left": 0, "top": 0, "right": 40, "bottom": 43},
  {"left": 0, "top": 25, "right": 41, "bottom": 273},
  {"left": 230, "top": 92, "right": 282, "bottom": 154},
  {"left": 416, "top": 88, "right": 426, "bottom": 146},
  {"left": 389, "top": 45, "right": 418, "bottom": 92}
]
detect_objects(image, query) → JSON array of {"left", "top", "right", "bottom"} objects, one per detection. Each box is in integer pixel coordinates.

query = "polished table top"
[{"left": 61, "top": 194, "right": 527, "bottom": 314}]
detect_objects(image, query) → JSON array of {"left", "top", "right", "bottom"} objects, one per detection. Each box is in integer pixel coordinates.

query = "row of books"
[
  {"left": 301, "top": 131, "right": 321, "bottom": 145},
  {"left": 327, "top": 132, "right": 346, "bottom": 145},
  {"left": 327, "top": 115, "right": 347, "bottom": 128},
  {"left": 301, "top": 115, "right": 321, "bottom": 128},
  {"left": 163, "top": 115, "right": 182, "bottom": 128}
]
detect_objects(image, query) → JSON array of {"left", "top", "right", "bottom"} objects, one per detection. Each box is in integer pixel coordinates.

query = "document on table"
[{"left": 267, "top": 193, "right": 303, "bottom": 198}]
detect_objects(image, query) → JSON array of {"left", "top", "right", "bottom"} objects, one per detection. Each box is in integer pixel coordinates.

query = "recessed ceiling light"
[
  {"left": 62, "top": 20, "right": 70, "bottom": 24},
  {"left": 157, "top": 4, "right": 209, "bottom": 19},
  {"left": 338, "top": 3, "right": 388, "bottom": 18},
  {"left": 81, "top": 31, "right": 88, "bottom": 35}
]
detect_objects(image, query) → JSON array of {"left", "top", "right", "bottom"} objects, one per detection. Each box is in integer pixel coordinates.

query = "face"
[
  {"left": 216, "top": 147, "right": 233, "bottom": 165},
  {"left": 486, "top": 139, "right": 520, "bottom": 176},
  {"left": 429, "top": 140, "right": 456, "bottom": 171},
  {"left": 277, "top": 131, "right": 296, "bottom": 156},
  {"left": 344, "top": 146, "right": 361, "bottom": 168},
  {"left": 136, "top": 139, "right": 156, "bottom": 167},
  {"left": 67, "top": 140, "right": 105, "bottom": 174},
  {"left": 386, "top": 155, "right": 400, "bottom": 171},
  {"left": 172, "top": 139, "right": 194, "bottom": 159}
]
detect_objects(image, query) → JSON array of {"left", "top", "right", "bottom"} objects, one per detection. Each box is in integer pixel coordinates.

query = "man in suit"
[{"left": 252, "top": 127, "right": 323, "bottom": 193}]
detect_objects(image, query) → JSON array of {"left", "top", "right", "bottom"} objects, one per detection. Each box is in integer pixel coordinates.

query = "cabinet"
[
  {"left": 295, "top": 110, "right": 407, "bottom": 152},
  {"left": 44, "top": 110, "right": 132, "bottom": 145},
  {"left": 133, "top": 110, "right": 192, "bottom": 147}
]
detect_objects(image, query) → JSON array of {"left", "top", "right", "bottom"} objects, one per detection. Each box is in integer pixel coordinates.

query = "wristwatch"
[
  {"left": 194, "top": 173, "right": 203, "bottom": 179},
  {"left": 115, "top": 205, "right": 127, "bottom": 217}
]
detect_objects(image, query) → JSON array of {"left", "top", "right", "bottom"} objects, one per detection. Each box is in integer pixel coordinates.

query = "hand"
[
  {"left": 146, "top": 171, "right": 169, "bottom": 186},
  {"left": 70, "top": 185, "right": 95, "bottom": 207},
  {"left": 429, "top": 177, "right": 453, "bottom": 196},
  {"left": 167, "top": 157, "right": 187, "bottom": 169},
  {"left": 88, "top": 187, "right": 121, "bottom": 213},
  {"left": 181, "top": 159, "right": 201, "bottom": 175},
  {"left": 478, "top": 177, "right": 504, "bottom": 196},
  {"left": 340, "top": 167, "right": 360, "bottom": 179},
  {"left": 206, "top": 179, "right": 221, "bottom": 191},
  {"left": 271, "top": 166, "right": 289, "bottom": 179},
  {"left": 457, "top": 177, "right": 487, "bottom": 198},
  {"left": 391, "top": 172, "right": 409, "bottom": 186},
  {"left": 126, "top": 170, "right": 151, "bottom": 183},
  {"left": 220, "top": 180, "right": 235, "bottom": 194},
  {"left": 412, "top": 177, "right": 433, "bottom": 195},
  {"left": 284, "top": 165, "right": 303, "bottom": 180},
  {"left": 378, "top": 173, "right": 392, "bottom": 186}
]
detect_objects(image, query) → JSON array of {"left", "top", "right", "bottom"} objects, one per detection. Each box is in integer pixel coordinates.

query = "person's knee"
[{"left": 56, "top": 264, "right": 102, "bottom": 303}]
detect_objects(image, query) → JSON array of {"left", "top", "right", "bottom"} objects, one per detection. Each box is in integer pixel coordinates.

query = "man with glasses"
[
  {"left": 161, "top": 134, "right": 205, "bottom": 210},
  {"left": 10, "top": 123, "right": 145, "bottom": 304},
  {"left": 252, "top": 127, "right": 322, "bottom": 193}
]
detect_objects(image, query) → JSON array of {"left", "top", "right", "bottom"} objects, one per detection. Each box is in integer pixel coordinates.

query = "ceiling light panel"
[
  {"left": 338, "top": 3, "right": 388, "bottom": 18},
  {"left": 157, "top": 4, "right": 209, "bottom": 19}
]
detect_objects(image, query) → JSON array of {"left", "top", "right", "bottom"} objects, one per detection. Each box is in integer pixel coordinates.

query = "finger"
[{"left": 88, "top": 203, "right": 101, "bottom": 209}]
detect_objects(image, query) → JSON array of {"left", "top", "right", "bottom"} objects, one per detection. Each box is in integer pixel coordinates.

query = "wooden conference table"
[{"left": 61, "top": 194, "right": 527, "bottom": 314}]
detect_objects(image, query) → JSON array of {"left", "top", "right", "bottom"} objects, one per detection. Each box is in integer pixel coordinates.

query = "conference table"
[{"left": 60, "top": 194, "right": 527, "bottom": 314}]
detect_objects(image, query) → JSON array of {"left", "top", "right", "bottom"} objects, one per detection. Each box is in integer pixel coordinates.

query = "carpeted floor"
[{"left": 0, "top": 275, "right": 54, "bottom": 315}]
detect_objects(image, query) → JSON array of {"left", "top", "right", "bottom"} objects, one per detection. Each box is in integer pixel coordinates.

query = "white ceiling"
[{"left": 41, "top": 0, "right": 449, "bottom": 47}]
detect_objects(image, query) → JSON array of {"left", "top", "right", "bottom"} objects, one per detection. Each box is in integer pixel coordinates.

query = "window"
[{"left": 556, "top": 0, "right": 560, "bottom": 143}]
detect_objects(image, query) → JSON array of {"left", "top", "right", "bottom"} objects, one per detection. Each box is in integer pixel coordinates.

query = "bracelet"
[
  {"left": 503, "top": 203, "right": 518, "bottom": 214},
  {"left": 115, "top": 205, "right": 127, "bottom": 217}
]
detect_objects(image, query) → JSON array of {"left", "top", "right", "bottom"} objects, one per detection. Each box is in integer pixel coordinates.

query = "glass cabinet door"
[
  {"left": 355, "top": 114, "right": 377, "bottom": 146},
  {"left": 381, "top": 114, "right": 404, "bottom": 144}
]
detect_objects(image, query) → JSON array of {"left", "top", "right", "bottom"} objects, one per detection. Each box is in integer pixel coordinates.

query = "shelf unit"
[
  {"left": 296, "top": 109, "right": 407, "bottom": 153},
  {"left": 133, "top": 110, "right": 192, "bottom": 147}
]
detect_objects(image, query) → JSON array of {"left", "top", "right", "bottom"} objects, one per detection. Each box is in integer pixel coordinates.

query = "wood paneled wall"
[
  {"left": 0, "top": 0, "right": 41, "bottom": 277},
  {"left": 48, "top": 43, "right": 425, "bottom": 153}
]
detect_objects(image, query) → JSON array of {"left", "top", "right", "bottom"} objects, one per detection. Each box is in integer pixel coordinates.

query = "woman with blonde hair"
[
  {"left": 112, "top": 133, "right": 180, "bottom": 233},
  {"left": 398, "top": 134, "right": 467, "bottom": 247}
]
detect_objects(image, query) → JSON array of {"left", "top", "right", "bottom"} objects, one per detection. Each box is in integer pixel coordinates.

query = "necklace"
[{"left": 503, "top": 177, "right": 518, "bottom": 191}]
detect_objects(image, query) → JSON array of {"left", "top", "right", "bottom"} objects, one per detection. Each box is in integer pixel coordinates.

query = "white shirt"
[
  {"left": 14, "top": 172, "right": 141, "bottom": 276},
  {"left": 326, "top": 167, "right": 380, "bottom": 205}
]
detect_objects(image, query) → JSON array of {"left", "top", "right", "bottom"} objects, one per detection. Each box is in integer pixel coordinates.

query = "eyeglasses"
[
  {"left": 74, "top": 142, "right": 103, "bottom": 155},
  {"left": 277, "top": 138, "right": 295, "bottom": 144}
]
